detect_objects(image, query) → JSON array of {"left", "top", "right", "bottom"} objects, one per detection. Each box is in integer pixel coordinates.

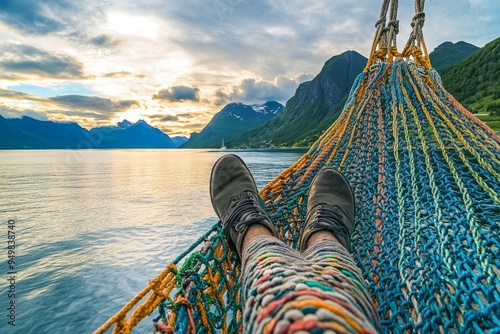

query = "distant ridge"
[
  {"left": 90, "top": 120, "right": 176, "bottom": 148},
  {"left": 0, "top": 115, "right": 93, "bottom": 149},
  {"left": 171, "top": 136, "right": 188, "bottom": 147},
  {"left": 429, "top": 41, "right": 479, "bottom": 73},
  {"left": 182, "top": 101, "right": 283, "bottom": 148},
  {"left": 0, "top": 116, "right": 178, "bottom": 149}
]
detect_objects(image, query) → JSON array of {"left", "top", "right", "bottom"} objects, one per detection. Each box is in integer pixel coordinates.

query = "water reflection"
[{"left": 0, "top": 148, "right": 306, "bottom": 333}]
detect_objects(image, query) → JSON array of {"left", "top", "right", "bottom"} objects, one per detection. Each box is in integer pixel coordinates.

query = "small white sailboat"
[{"left": 221, "top": 138, "right": 227, "bottom": 150}]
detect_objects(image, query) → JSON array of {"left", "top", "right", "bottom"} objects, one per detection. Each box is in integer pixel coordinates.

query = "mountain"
[
  {"left": 171, "top": 136, "right": 188, "bottom": 148},
  {"left": 117, "top": 120, "right": 133, "bottom": 129},
  {"left": 0, "top": 116, "right": 177, "bottom": 149},
  {"left": 182, "top": 101, "right": 283, "bottom": 148},
  {"left": 429, "top": 41, "right": 480, "bottom": 74},
  {"left": 0, "top": 115, "right": 93, "bottom": 149},
  {"left": 441, "top": 37, "right": 500, "bottom": 120},
  {"left": 90, "top": 120, "right": 176, "bottom": 148},
  {"left": 229, "top": 50, "right": 367, "bottom": 148},
  {"left": 0, "top": 115, "right": 39, "bottom": 149}
]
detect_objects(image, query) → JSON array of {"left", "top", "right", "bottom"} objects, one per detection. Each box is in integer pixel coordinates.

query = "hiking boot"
[
  {"left": 299, "top": 167, "right": 355, "bottom": 252},
  {"left": 210, "top": 154, "right": 279, "bottom": 258}
]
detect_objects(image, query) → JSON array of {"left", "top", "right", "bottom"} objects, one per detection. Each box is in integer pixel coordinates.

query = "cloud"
[
  {"left": 49, "top": 95, "right": 139, "bottom": 112},
  {"left": 159, "top": 115, "right": 179, "bottom": 122},
  {"left": 149, "top": 114, "right": 179, "bottom": 122},
  {"left": 214, "top": 74, "right": 313, "bottom": 105},
  {"left": 0, "top": 88, "right": 140, "bottom": 124},
  {"left": 47, "top": 109, "right": 117, "bottom": 122},
  {"left": 0, "top": 0, "right": 66, "bottom": 35},
  {"left": 89, "top": 34, "right": 121, "bottom": 48},
  {"left": 153, "top": 86, "right": 201, "bottom": 102},
  {"left": 0, "top": 89, "right": 130, "bottom": 113},
  {"left": 0, "top": 88, "right": 33, "bottom": 99},
  {"left": 0, "top": 44, "right": 85, "bottom": 80},
  {"left": 0, "top": 0, "right": 120, "bottom": 54},
  {"left": 178, "top": 122, "right": 206, "bottom": 128},
  {"left": 0, "top": 103, "right": 48, "bottom": 121},
  {"left": 176, "top": 112, "right": 196, "bottom": 118},
  {"left": 0, "top": 0, "right": 107, "bottom": 40},
  {"left": 154, "top": 0, "right": 376, "bottom": 76},
  {"left": 0, "top": 88, "right": 48, "bottom": 105},
  {"left": 102, "top": 71, "right": 145, "bottom": 79}
]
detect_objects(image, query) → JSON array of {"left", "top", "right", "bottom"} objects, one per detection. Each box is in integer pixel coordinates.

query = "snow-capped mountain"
[{"left": 182, "top": 101, "right": 284, "bottom": 148}]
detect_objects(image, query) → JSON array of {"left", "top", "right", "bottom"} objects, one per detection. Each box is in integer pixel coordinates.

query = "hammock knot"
[
  {"left": 115, "top": 317, "right": 131, "bottom": 333},
  {"left": 410, "top": 11, "right": 425, "bottom": 44},
  {"left": 375, "top": 17, "right": 386, "bottom": 28},
  {"left": 411, "top": 11, "right": 425, "bottom": 26},
  {"left": 388, "top": 19, "right": 399, "bottom": 34},
  {"left": 388, "top": 46, "right": 402, "bottom": 61},
  {"left": 181, "top": 270, "right": 205, "bottom": 300}
]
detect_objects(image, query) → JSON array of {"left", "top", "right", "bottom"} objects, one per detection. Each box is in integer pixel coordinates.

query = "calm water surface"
[{"left": 0, "top": 149, "right": 306, "bottom": 333}]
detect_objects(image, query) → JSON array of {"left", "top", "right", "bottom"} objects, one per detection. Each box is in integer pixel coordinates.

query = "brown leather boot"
[
  {"left": 299, "top": 167, "right": 355, "bottom": 252},
  {"left": 210, "top": 154, "right": 279, "bottom": 258}
]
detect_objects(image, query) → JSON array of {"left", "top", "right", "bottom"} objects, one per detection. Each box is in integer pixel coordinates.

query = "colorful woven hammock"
[{"left": 96, "top": 0, "right": 500, "bottom": 333}]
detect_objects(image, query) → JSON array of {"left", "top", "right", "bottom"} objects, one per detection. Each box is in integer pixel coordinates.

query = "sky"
[{"left": 0, "top": 0, "right": 499, "bottom": 137}]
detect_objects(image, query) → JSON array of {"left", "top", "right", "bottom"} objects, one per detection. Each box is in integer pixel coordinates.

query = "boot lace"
[
  {"left": 224, "top": 191, "right": 268, "bottom": 232},
  {"left": 308, "top": 206, "right": 350, "bottom": 242}
]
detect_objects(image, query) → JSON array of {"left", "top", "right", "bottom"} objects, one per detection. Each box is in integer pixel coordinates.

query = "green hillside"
[
  {"left": 441, "top": 37, "right": 500, "bottom": 131},
  {"left": 429, "top": 41, "right": 479, "bottom": 74}
]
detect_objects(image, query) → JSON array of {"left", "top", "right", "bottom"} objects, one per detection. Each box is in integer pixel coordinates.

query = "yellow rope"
[{"left": 94, "top": 263, "right": 178, "bottom": 334}]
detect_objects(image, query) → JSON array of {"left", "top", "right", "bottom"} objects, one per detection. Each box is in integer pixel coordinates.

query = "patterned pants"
[{"left": 241, "top": 236, "right": 381, "bottom": 333}]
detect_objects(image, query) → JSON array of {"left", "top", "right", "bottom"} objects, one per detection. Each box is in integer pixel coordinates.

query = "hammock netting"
[{"left": 96, "top": 1, "right": 500, "bottom": 333}]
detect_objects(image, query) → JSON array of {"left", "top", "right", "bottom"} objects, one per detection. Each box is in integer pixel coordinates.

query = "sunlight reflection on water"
[{"left": 0, "top": 148, "right": 306, "bottom": 333}]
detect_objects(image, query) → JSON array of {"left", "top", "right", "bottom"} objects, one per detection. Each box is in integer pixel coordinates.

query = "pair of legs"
[
  {"left": 210, "top": 154, "right": 380, "bottom": 333},
  {"left": 243, "top": 224, "right": 338, "bottom": 250}
]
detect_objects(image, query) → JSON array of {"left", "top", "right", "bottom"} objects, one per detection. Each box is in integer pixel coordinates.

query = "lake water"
[{"left": 0, "top": 149, "right": 306, "bottom": 334}]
